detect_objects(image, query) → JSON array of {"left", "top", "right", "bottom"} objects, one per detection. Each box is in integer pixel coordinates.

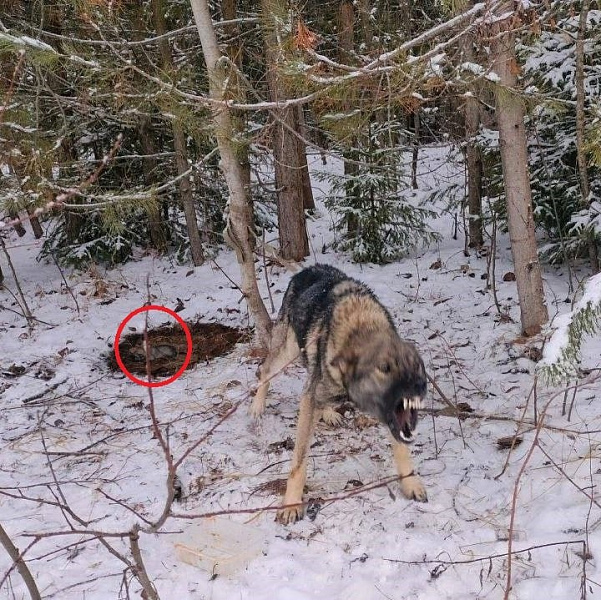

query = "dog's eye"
[{"left": 378, "top": 363, "right": 391, "bottom": 374}]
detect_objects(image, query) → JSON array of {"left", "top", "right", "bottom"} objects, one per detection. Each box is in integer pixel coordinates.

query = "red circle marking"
[{"left": 114, "top": 305, "right": 193, "bottom": 388}]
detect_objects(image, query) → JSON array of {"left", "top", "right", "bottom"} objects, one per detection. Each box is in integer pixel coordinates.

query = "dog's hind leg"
[
  {"left": 389, "top": 435, "right": 428, "bottom": 503},
  {"left": 276, "top": 385, "right": 316, "bottom": 524},
  {"left": 250, "top": 323, "right": 300, "bottom": 419}
]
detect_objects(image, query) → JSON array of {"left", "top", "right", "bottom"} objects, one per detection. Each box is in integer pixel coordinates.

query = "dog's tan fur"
[{"left": 251, "top": 265, "right": 427, "bottom": 524}]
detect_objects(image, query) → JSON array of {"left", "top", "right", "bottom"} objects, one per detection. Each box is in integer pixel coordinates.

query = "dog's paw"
[
  {"left": 276, "top": 505, "right": 305, "bottom": 525},
  {"left": 249, "top": 397, "right": 266, "bottom": 420},
  {"left": 319, "top": 406, "right": 344, "bottom": 427},
  {"left": 401, "top": 475, "right": 428, "bottom": 503}
]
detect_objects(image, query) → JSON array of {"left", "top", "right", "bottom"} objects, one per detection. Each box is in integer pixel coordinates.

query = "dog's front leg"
[
  {"left": 276, "top": 389, "right": 316, "bottom": 524},
  {"left": 390, "top": 435, "right": 428, "bottom": 503}
]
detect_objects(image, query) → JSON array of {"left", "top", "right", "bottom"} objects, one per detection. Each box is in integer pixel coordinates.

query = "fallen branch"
[{"left": 0, "top": 523, "right": 41, "bottom": 600}]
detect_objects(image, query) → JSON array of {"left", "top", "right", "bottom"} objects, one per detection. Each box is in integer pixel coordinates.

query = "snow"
[
  {"left": 1, "top": 148, "right": 601, "bottom": 599},
  {"left": 0, "top": 33, "right": 55, "bottom": 53},
  {"left": 460, "top": 62, "right": 485, "bottom": 76},
  {"left": 540, "top": 272, "right": 601, "bottom": 370}
]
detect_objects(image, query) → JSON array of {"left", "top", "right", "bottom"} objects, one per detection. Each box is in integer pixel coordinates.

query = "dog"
[{"left": 251, "top": 264, "right": 428, "bottom": 524}]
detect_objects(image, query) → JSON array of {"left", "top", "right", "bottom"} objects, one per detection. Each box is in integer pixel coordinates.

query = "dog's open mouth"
[{"left": 391, "top": 397, "right": 422, "bottom": 443}]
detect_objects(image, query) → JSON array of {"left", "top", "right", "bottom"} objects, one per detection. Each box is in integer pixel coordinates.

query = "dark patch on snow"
[{"left": 107, "top": 321, "right": 249, "bottom": 376}]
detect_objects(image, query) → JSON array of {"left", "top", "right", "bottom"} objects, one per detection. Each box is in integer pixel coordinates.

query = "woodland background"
[{"left": 1, "top": 1, "right": 601, "bottom": 599}]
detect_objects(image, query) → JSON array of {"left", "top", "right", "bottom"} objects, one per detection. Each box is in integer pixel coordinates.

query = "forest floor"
[{"left": 1, "top": 147, "right": 600, "bottom": 600}]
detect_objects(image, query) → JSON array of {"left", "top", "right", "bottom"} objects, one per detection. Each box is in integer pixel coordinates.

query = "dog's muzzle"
[{"left": 388, "top": 397, "right": 422, "bottom": 443}]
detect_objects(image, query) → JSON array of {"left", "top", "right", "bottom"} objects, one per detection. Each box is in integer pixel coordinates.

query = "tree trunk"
[
  {"left": 411, "top": 110, "right": 420, "bottom": 190},
  {"left": 221, "top": 0, "right": 253, "bottom": 217},
  {"left": 262, "top": 0, "right": 309, "bottom": 261},
  {"left": 464, "top": 34, "right": 484, "bottom": 248},
  {"left": 138, "top": 118, "right": 168, "bottom": 252},
  {"left": 339, "top": 0, "right": 359, "bottom": 236},
  {"left": 27, "top": 209, "right": 44, "bottom": 239},
  {"left": 575, "top": 0, "right": 600, "bottom": 274},
  {"left": 491, "top": 5, "right": 548, "bottom": 336},
  {"left": 296, "top": 106, "right": 315, "bottom": 210},
  {"left": 153, "top": 0, "right": 204, "bottom": 266},
  {"left": 190, "top": 0, "right": 272, "bottom": 348}
]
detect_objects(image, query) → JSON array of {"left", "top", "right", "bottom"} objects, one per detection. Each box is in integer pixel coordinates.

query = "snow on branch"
[{"left": 539, "top": 273, "right": 601, "bottom": 383}]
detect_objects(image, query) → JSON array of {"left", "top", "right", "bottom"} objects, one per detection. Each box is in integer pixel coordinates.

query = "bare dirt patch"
[{"left": 108, "top": 321, "right": 249, "bottom": 377}]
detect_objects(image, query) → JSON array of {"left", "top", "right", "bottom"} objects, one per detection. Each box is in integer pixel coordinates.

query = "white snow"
[
  {"left": 1, "top": 148, "right": 600, "bottom": 600},
  {"left": 0, "top": 32, "right": 55, "bottom": 52},
  {"left": 540, "top": 272, "right": 601, "bottom": 369}
]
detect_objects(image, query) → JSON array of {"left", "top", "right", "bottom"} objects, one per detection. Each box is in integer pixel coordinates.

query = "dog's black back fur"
[
  {"left": 280, "top": 264, "right": 393, "bottom": 352},
  {"left": 279, "top": 264, "right": 346, "bottom": 349}
]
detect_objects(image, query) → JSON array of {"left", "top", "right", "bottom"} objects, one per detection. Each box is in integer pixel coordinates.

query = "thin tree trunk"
[
  {"left": 575, "top": 0, "right": 600, "bottom": 274},
  {"left": 339, "top": 0, "right": 359, "bottom": 236},
  {"left": 153, "top": 0, "right": 204, "bottom": 266},
  {"left": 27, "top": 210, "right": 43, "bottom": 239},
  {"left": 190, "top": 0, "right": 272, "bottom": 347},
  {"left": 296, "top": 106, "right": 315, "bottom": 210},
  {"left": 411, "top": 110, "right": 420, "bottom": 190},
  {"left": 401, "top": 0, "right": 420, "bottom": 190},
  {"left": 221, "top": 0, "right": 253, "bottom": 217},
  {"left": 9, "top": 210, "right": 26, "bottom": 237},
  {"left": 491, "top": 4, "right": 548, "bottom": 336},
  {"left": 356, "top": 0, "right": 373, "bottom": 50},
  {"left": 138, "top": 118, "right": 168, "bottom": 252},
  {"left": 464, "top": 33, "right": 484, "bottom": 248},
  {"left": 262, "top": 0, "right": 309, "bottom": 261}
]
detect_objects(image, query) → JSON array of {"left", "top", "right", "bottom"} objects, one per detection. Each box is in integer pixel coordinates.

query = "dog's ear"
[{"left": 330, "top": 348, "right": 358, "bottom": 376}]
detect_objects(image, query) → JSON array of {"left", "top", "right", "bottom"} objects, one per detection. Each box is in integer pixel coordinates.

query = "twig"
[
  {"left": 211, "top": 258, "right": 244, "bottom": 297},
  {"left": 582, "top": 431, "right": 594, "bottom": 600},
  {"left": 383, "top": 539, "right": 586, "bottom": 566},
  {"left": 0, "top": 237, "right": 35, "bottom": 328},
  {"left": 128, "top": 526, "right": 159, "bottom": 600},
  {"left": 0, "top": 523, "right": 41, "bottom": 600},
  {"left": 49, "top": 251, "right": 80, "bottom": 315},
  {"left": 568, "top": 379, "right": 579, "bottom": 422},
  {"left": 426, "top": 372, "right": 456, "bottom": 410},
  {"left": 504, "top": 395, "right": 554, "bottom": 600},
  {"left": 537, "top": 445, "right": 601, "bottom": 510},
  {"left": 0, "top": 301, "right": 57, "bottom": 326},
  {"left": 39, "top": 419, "right": 89, "bottom": 529},
  {"left": 172, "top": 474, "right": 405, "bottom": 520},
  {"left": 141, "top": 275, "right": 177, "bottom": 533},
  {"left": 22, "top": 379, "right": 67, "bottom": 404},
  {"left": 262, "top": 228, "right": 276, "bottom": 314},
  {"left": 487, "top": 207, "right": 503, "bottom": 317}
]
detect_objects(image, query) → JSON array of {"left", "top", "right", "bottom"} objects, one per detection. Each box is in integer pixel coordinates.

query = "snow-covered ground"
[{"left": 1, "top": 147, "right": 600, "bottom": 600}]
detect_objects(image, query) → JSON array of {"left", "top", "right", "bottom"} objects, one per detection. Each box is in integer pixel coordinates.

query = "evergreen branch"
[
  {"left": 539, "top": 273, "right": 601, "bottom": 383},
  {"left": 307, "top": 1, "right": 504, "bottom": 86},
  {"left": 0, "top": 51, "right": 25, "bottom": 126},
  {"left": 0, "top": 134, "right": 123, "bottom": 231},
  {"left": 20, "top": 18, "right": 259, "bottom": 48}
]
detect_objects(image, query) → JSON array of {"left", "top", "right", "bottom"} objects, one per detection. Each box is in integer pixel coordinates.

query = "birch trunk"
[
  {"left": 189, "top": 0, "right": 272, "bottom": 347},
  {"left": 491, "top": 5, "right": 548, "bottom": 336},
  {"left": 221, "top": 0, "right": 253, "bottom": 214}
]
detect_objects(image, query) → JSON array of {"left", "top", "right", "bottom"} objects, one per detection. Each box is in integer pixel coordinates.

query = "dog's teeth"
[
  {"left": 403, "top": 398, "right": 408, "bottom": 410},
  {"left": 414, "top": 396, "right": 423, "bottom": 409}
]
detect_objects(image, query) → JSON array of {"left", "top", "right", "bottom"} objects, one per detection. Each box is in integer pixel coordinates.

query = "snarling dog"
[{"left": 251, "top": 264, "right": 428, "bottom": 524}]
